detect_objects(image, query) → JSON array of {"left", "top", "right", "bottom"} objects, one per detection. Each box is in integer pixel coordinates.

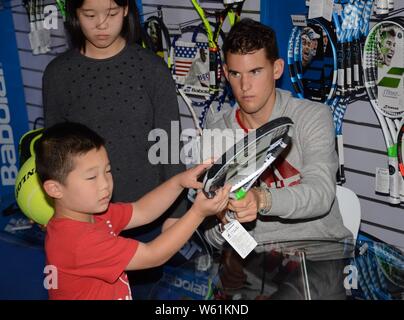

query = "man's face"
[
  {"left": 224, "top": 49, "right": 283, "bottom": 117},
  {"left": 381, "top": 33, "right": 396, "bottom": 66},
  {"left": 301, "top": 35, "right": 318, "bottom": 67}
]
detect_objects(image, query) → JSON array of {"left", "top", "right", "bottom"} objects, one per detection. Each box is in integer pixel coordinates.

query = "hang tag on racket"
[
  {"left": 308, "top": 0, "right": 333, "bottom": 22},
  {"left": 221, "top": 220, "right": 257, "bottom": 259},
  {"left": 375, "top": 167, "right": 390, "bottom": 194}
]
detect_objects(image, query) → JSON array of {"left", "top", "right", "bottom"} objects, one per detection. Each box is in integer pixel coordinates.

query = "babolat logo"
[
  {"left": 162, "top": 270, "right": 209, "bottom": 298},
  {"left": 0, "top": 63, "right": 18, "bottom": 186},
  {"left": 291, "top": 15, "right": 307, "bottom": 27},
  {"left": 378, "top": 67, "right": 404, "bottom": 89},
  {"left": 383, "top": 88, "right": 398, "bottom": 99}
]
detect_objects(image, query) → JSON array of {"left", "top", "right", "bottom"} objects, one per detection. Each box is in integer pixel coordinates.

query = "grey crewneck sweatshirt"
[{"left": 202, "top": 89, "right": 352, "bottom": 253}]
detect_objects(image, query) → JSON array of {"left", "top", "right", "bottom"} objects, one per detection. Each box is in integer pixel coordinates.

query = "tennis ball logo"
[{"left": 15, "top": 156, "right": 54, "bottom": 225}]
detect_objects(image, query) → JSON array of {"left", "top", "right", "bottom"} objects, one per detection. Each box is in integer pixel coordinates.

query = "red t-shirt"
[{"left": 45, "top": 203, "right": 138, "bottom": 300}]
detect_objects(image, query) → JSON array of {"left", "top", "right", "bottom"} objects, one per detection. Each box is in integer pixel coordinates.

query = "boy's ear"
[
  {"left": 43, "top": 180, "right": 63, "bottom": 199},
  {"left": 273, "top": 58, "right": 284, "bottom": 80}
]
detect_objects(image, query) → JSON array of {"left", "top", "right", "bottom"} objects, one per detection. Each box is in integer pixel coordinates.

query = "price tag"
[
  {"left": 308, "top": 0, "right": 333, "bottom": 21},
  {"left": 375, "top": 167, "right": 389, "bottom": 194},
  {"left": 221, "top": 220, "right": 257, "bottom": 259}
]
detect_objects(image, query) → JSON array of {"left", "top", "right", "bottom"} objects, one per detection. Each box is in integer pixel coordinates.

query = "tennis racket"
[
  {"left": 397, "top": 120, "right": 404, "bottom": 183},
  {"left": 55, "top": 0, "right": 66, "bottom": 21},
  {"left": 144, "top": 15, "right": 172, "bottom": 65},
  {"left": 202, "top": 117, "right": 294, "bottom": 200},
  {"left": 191, "top": 0, "right": 245, "bottom": 95},
  {"left": 23, "top": 0, "right": 39, "bottom": 54},
  {"left": 172, "top": 24, "right": 222, "bottom": 133},
  {"left": 288, "top": 27, "right": 305, "bottom": 99},
  {"left": 363, "top": 19, "right": 404, "bottom": 204}
]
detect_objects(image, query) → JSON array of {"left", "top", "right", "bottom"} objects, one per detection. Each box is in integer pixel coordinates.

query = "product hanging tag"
[
  {"left": 308, "top": 0, "right": 333, "bottom": 22},
  {"left": 221, "top": 220, "right": 257, "bottom": 259},
  {"left": 375, "top": 167, "right": 389, "bottom": 194}
]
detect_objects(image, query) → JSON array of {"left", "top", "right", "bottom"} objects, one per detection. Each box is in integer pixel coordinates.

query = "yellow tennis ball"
[{"left": 15, "top": 156, "right": 54, "bottom": 225}]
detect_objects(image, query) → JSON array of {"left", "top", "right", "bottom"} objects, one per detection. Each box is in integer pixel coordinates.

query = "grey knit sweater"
[
  {"left": 43, "top": 43, "right": 187, "bottom": 218},
  {"left": 202, "top": 89, "right": 352, "bottom": 253}
]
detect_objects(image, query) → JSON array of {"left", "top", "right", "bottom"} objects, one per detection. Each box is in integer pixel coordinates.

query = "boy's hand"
[
  {"left": 192, "top": 184, "right": 232, "bottom": 218},
  {"left": 178, "top": 162, "right": 213, "bottom": 190}
]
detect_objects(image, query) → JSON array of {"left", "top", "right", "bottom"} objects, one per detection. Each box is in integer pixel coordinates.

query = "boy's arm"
[
  {"left": 124, "top": 175, "right": 183, "bottom": 230},
  {"left": 125, "top": 185, "right": 230, "bottom": 270},
  {"left": 124, "top": 164, "right": 210, "bottom": 230},
  {"left": 126, "top": 207, "right": 203, "bottom": 270}
]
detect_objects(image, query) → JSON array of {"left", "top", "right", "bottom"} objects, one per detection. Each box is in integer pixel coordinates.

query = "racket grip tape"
[
  {"left": 388, "top": 153, "right": 401, "bottom": 205},
  {"left": 336, "top": 134, "right": 346, "bottom": 184}
]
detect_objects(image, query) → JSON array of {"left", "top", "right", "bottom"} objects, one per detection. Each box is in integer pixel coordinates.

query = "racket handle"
[
  {"left": 208, "top": 49, "right": 218, "bottom": 92},
  {"left": 336, "top": 134, "right": 346, "bottom": 184},
  {"left": 337, "top": 42, "right": 346, "bottom": 97},
  {"left": 203, "top": 190, "right": 217, "bottom": 199},
  {"left": 388, "top": 155, "right": 401, "bottom": 204},
  {"left": 399, "top": 175, "right": 404, "bottom": 203},
  {"left": 225, "top": 210, "right": 236, "bottom": 222}
]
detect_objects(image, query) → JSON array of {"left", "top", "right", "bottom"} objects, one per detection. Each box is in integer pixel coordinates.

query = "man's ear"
[
  {"left": 223, "top": 63, "right": 229, "bottom": 81},
  {"left": 43, "top": 180, "right": 63, "bottom": 199},
  {"left": 273, "top": 58, "right": 284, "bottom": 80}
]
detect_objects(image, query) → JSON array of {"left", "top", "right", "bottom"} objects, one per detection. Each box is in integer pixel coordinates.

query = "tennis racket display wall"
[
  {"left": 262, "top": 0, "right": 404, "bottom": 250},
  {"left": 6, "top": 0, "right": 404, "bottom": 250}
]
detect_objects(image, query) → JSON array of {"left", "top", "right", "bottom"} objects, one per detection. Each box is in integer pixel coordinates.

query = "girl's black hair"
[{"left": 65, "top": 0, "right": 142, "bottom": 52}]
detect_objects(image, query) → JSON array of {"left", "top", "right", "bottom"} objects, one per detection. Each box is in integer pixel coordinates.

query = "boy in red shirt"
[{"left": 35, "top": 122, "right": 230, "bottom": 300}]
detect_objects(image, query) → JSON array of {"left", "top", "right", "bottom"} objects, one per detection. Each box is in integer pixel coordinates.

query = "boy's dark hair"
[
  {"left": 65, "top": 0, "right": 142, "bottom": 52},
  {"left": 223, "top": 18, "right": 279, "bottom": 63},
  {"left": 35, "top": 122, "right": 105, "bottom": 184}
]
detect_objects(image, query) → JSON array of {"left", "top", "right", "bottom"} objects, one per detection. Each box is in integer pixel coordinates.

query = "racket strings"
[
  {"left": 203, "top": 118, "right": 294, "bottom": 199},
  {"left": 173, "top": 1, "right": 247, "bottom": 133},
  {"left": 172, "top": 23, "right": 229, "bottom": 133}
]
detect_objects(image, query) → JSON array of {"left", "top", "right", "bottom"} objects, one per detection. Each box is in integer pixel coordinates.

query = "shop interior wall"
[{"left": 9, "top": 0, "right": 404, "bottom": 249}]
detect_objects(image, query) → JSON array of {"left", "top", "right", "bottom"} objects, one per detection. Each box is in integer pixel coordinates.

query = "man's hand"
[{"left": 227, "top": 188, "right": 260, "bottom": 223}]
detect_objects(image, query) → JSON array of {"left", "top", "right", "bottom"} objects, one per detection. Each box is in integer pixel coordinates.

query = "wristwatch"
[{"left": 254, "top": 187, "right": 271, "bottom": 215}]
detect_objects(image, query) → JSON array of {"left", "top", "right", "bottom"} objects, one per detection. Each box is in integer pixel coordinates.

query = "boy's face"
[
  {"left": 224, "top": 48, "right": 283, "bottom": 117},
  {"left": 57, "top": 146, "right": 113, "bottom": 216}
]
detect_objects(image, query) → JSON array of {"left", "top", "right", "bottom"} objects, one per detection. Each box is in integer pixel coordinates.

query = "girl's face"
[{"left": 77, "top": 0, "right": 128, "bottom": 56}]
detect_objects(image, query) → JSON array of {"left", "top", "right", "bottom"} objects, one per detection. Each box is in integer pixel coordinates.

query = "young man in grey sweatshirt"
[{"left": 201, "top": 18, "right": 352, "bottom": 253}]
